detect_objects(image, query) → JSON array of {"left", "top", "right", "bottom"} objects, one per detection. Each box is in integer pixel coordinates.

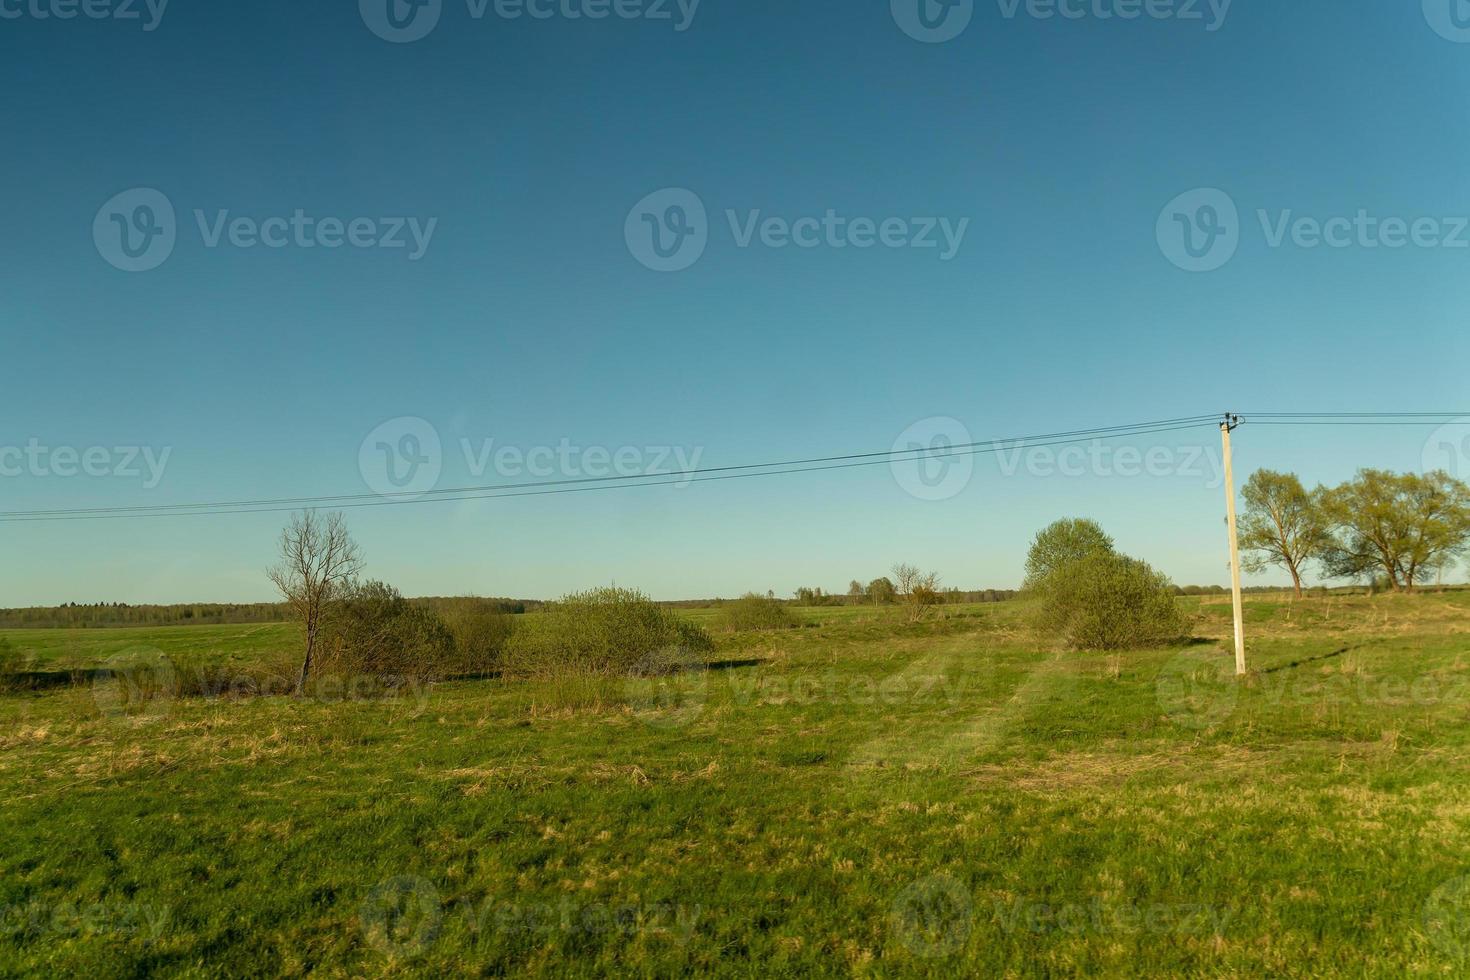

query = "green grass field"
[{"left": 3, "top": 593, "right": 1470, "bottom": 976}]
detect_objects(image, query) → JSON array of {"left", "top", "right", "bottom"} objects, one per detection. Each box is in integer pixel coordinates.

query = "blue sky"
[{"left": 2, "top": 0, "right": 1469, "bottom": 604}]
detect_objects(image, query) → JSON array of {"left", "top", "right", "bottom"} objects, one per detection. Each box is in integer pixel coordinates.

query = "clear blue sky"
[{"left": 3, "top": 0, "right": 1468, "bottom": 604}]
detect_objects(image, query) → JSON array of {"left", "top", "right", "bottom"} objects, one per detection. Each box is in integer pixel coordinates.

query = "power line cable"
[
  {"left": 6, "top": 411, "right": 1463, "bottom": 525},
  {"left": 0, "top": 417, "right": 1221, "bottom": 524}
]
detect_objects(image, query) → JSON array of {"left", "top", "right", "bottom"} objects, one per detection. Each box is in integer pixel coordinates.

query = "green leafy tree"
[
  {"left": 1321, "top": 470, "right": 1470, "bottom": 592},
  {"left": 867, "top": 577, "right": 897, "bottom": 604},
  {"left": 1023, "top": 518, "right": 1115, "bottom": 591},
  {"left": 1238, "top": 469, "right": 1333, "bottom": 598}
]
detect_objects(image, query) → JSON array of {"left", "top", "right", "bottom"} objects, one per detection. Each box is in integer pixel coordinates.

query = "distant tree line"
[
  {"left": 0, "top": 596, "right": 538, "bottom": 630},
  {"left": 0, "top": 602, "right": 291, "bottom": 630},
  {"left": 793, "top": 577, "right": 1019, "bottom": 607}
]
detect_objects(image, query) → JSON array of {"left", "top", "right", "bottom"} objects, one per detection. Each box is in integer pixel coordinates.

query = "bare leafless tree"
[
  {"left": 892, "top": 562, "right": 941, "bottom": 621},
  {"left": 267, "top": 511, "right": 363, "bottom": 694}
]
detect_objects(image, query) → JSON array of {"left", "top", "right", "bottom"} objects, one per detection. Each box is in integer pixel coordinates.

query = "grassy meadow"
[{"left": 2, "top": 591, "right": 1470, "bottom": 976}]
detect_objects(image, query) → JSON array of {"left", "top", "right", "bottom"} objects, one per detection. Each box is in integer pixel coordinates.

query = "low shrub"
[
  {"left": 1033, "top": 552, "right": 1186, "bottom": 650},
  {"left": 318, "top": 581, "right": 456, "bottom": 684},
  {"left": 717, "top": 593, "right": 801, "bottom": 632},
  {"left": 502, "top": 587, "right": 713, "bottom": 679}
]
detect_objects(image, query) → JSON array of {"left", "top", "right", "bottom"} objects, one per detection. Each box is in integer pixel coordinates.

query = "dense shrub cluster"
[
  {"left": 318, "top": 581, "right": 458, "bottom": 684},
  {"left": 1025, "top": 519, "right": 1186, "bottom": 650},
  {"left": 502, "top": 588, "right": 713, "bottom": 679},
  {"left": 434, "top": 596, "right": 518, "bottom": 676},
  {"left": 1033, "top": 552, "right": 1185, "bottom": 650},
  {"left": 717, "top": 593, "right": 802, "bottom": 632}
]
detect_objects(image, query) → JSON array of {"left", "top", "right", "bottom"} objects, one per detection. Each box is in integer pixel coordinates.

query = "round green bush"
[{"left": 1034, "top": 552, "right": 1186, "bottom": 651}]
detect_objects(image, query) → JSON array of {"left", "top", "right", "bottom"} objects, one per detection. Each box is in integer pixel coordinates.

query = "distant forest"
[{"left": 0, "top": 597, "right": 539, "bottom": 630}]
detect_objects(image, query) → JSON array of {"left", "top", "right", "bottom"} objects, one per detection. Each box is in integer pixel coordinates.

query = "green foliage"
[
  {"left": 434, "top": 596, "right": 517, "bottom": 675},
  {"left": 1023, "top": 518, "right": 1115, "bottom": 591},
  {"left": 1239, "top": 470, "right": 1333, "bottom": 595},
  {"left": 866, "top": 577, "right": 897, "bottom": 604},
  {"left": 717, "top": 593, "right": 801, "bottom": 632},
  {"left": 318, "top": 581, "right": 457, "bottom": 684},
  {"left": 501, "top": 587, "right": 713, "bottom": 679},
  {"left": 1034, "top": 551, "right": 1186, "bottom": 650},
  {"left": 1321, "top": 469, "right": 1470, "bottom": 591}
]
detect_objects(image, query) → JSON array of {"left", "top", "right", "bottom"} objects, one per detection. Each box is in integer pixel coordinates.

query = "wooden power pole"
[{"left": 1220, "top": 413, "right": 1246, "bottom": 676}]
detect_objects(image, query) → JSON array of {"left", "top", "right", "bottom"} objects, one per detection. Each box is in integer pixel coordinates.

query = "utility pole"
[{"left": 1220, "top": 413, "right": 1246, "bottom": 676}]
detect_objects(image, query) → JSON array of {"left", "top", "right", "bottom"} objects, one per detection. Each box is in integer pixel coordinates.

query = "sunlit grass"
[{"left": 2, "top": 593, "right": 1469, "bottom": 975}]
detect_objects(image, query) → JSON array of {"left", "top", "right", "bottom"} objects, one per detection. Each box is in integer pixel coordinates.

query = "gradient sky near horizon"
[{"left": 3, "top": 0, "right": 1470, "bottom": 605}]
